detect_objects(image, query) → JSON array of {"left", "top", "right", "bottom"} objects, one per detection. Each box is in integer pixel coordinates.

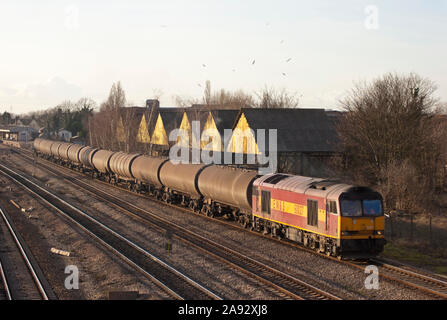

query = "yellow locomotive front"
[{"left": 336, "top": 187, "right": 386, "bottom": 258}]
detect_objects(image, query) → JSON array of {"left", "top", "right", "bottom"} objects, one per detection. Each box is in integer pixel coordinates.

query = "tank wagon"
[
  {"left": 91, "top": 149, "right": 115, "bottom": 177},
  {"left": 159, "top": 162, "right": 208, "bottom": 208},
  {"left": 35, "top": 139, "right": 55, "bottom": 158},
  {"left": 108, "top": 152, "right": 140, "bottom": 185},
  {"left": 197, "top": 166, "right": 257, "bottom": 218},
  {"left": 130, "top": 156, "right": 168, "bottom": 194},
  {"left": 67, "top": 144, "right": 87, "bottom": 165},
  {"left": 33, "top": 138, "right": 44, "bottom": 152},
  {"left": 79, "top": 147, "right": 98, "bottom": 170},
  {"left": 32, "top": 138, "right": 385, "bottom": 258},
  {"left": 57, "top": 143, "right": 72, "bottom": 162}
]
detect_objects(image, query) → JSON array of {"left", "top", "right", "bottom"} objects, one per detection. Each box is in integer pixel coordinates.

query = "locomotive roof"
[{"left": 254, "top": 173, "right": 355, "bottom": 200}]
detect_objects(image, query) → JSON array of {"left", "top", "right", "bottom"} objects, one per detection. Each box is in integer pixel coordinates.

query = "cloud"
[
  {"left": 0, "top": 77, "right": 83, "bottom": 113},
  {"left": 0, "top": 87, "right": 18, "bottom": 96}
]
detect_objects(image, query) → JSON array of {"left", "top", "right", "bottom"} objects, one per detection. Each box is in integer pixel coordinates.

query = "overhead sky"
[{"left": 0, "top": 0, "right": 446, "bottom": 114}]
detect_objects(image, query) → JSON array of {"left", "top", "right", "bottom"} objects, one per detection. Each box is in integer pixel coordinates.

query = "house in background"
[
  {"left": 0, "top": 125, "right": 38, "bottom": 141},
  {"left": 226, "top": 108, "right": 341, "bottom": 177},
  {"left": 58, "top": 129, "right": 72, "bottom": 141}
]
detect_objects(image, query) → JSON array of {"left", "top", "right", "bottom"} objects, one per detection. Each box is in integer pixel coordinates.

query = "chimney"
[{"left": 146, "top": 99, "right": 160, "bottom": 109}]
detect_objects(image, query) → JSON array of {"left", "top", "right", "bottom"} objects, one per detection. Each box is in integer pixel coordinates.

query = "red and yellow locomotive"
[{"left": 251, "top": 174, "right": 385, "bottom": 258}]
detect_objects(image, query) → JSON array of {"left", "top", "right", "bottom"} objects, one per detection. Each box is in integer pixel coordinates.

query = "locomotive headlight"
[{"left": 375, "top": 230, "right": 383, "bottom": 235}]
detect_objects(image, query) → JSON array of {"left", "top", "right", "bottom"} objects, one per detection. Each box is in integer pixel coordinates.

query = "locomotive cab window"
[
  {"left": 340, "top": 200, "right": 362, "bottom": 217},
  {"left": 363, "top": 200, "right": 383, "bottom": 216},
  {"left": 327, "top": 200, "right": 338, "bottom": 214},
  {"left": 261, "top": 190, "right": 271, "bottom": 215}
]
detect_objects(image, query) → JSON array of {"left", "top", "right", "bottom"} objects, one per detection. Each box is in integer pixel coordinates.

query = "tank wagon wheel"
[
  {"left": 201, "top": 204, "right": 215, "bottom": 217},
  {"left": 188, "top": 200, "right": 200, "bottom": 212},
  {"left": 162, "top": 192, "right": 170, "bottom": 203},
  {"left": 201, "top": 205, "right": 209, "bottom": 216}
]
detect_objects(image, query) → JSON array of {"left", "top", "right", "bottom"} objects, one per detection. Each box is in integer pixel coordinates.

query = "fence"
[{"left": 385, "top": 212, "right": 447, "bottom": 249}]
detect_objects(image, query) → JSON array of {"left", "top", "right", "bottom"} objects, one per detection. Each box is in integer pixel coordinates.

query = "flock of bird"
[{"left": 159, "top": 22, "right": 292, "bottom": 90}]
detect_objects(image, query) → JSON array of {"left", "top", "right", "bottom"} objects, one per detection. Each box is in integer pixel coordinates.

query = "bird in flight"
[
  {"left": 252, "top": 60, "right": 256, "bottom": 65},
  {"left": 202, "top": 64, "right": 206, "bottom": 67},
  {"left": 282, "top": 73, "right": 286, "bottom": 76},
  {"left": 197, "top": 83, "right": 202, "bottom": 87},
  {"left": 286, "top": 58, "right": 292, "bottom": 62}
]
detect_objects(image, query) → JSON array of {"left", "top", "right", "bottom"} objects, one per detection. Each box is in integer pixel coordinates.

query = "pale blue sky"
[{"left": 0, "top": 0, "right": 446, "bottom": 114}]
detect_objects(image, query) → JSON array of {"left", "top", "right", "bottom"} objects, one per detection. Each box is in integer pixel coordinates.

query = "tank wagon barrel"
[
  {"left": 109, "top": 152, "right": 141, "bottom": 180},
  {"left": 79, "top": 147, "right": 98, "bottom": 168},
  {"left": 58, "top": 143, "right": 72, "bottom": 161},
  {"left": 130, "top": 156, "right": 168, "bottom": 187},
  {"left": 67, "top": 144, "right": 87, "bottom": 164},
  {"left": 91, "top": 149, "right": 115, "bottom": 174},
  {"left": 197, "top": 166, "right": 258, "bottom": 213},
  {"left": 33, "top": 138, "right": 43, "bottom": 151},
  {"left": 50, "top": 141, "right": 64, "bottom": 158},
  {"left": 159, "top": 161, "right": 207, "bottom": 198},
  {"left": 36, "top": 139, "right": 55, "bottom": 156}
]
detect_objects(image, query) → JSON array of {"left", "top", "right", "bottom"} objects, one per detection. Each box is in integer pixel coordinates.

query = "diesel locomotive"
[{"left": 33, "top": 138, "right": 386, "bottom": 258}]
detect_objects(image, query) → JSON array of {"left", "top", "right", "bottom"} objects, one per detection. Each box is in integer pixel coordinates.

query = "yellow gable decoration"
[
  {"left": 150, "top": 114, "right": 169, "bottom": 145},
  {"left": 227, "top": 113, "right": 259, "bottom": 154},
  {"left": 177, "top": 113, "right": 191, "bottom": 147},
  {"left": 137, "top": 114, "right": 151, "bottom": 143},
  {"left": 201, "top": 112, "right": 222, "bottom": 151}
]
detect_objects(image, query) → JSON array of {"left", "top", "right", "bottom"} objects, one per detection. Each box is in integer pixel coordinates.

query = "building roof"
[
  {"left": 236, "top": 108, "right": 341, "bottom": 153},
  {"left": 210, "top": 109, "right": 240, "bottom": 141},
  {"left": 0, "top": 125, "right": 37, "bottom": 133}
]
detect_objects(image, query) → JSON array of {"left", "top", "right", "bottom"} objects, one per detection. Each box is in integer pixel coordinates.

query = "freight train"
[{"left": 32, "top": 138, "right": 386, "bottom": 259}]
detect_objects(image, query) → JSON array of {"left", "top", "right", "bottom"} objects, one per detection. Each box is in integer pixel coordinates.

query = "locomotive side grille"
[{"left": 307, "top": 199, "right": 318, "bottom": 227}]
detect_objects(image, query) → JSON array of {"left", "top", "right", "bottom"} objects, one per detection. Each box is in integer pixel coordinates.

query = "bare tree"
[
  {"left": 90, "top": 82, "right": 127, "bottom": 150},
  {"left": 254, "top": 86, "right": 300, "bottom": 108},
  {"left": 337, "top": 72, "right": 443, "bottom": 213}
]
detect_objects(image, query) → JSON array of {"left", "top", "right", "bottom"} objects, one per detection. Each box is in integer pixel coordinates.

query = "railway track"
[
  {"left": 12, "top": 148, "right": 341, "bottom": 300},
  {"left": 0, "top": 162, "right": 221, "bottom": 300},
  {"left": 0, "top": 204, "right": 55, "bottom": 300},
  {"left": 15, "top": 146, "right": 447, "bottom": 299},
  {"left": 0, "top": 261, "right": 11, "bottom": 300},
  {"left": 33, "top": 151, "right": 447, "bottom": 299},
  {"left": 367, "top": 258, "right": 447, "bottom": 299}
]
